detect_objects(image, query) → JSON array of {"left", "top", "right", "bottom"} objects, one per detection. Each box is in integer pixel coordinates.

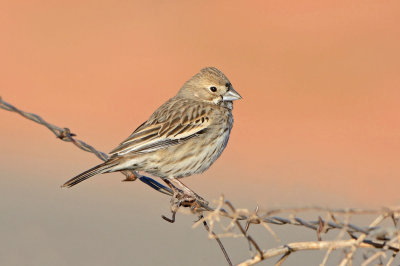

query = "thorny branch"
[{"left": 2, "top": 96, "right": 400, "bottom": 266}]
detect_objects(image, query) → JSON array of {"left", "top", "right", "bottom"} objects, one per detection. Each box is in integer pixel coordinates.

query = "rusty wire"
[
  {"left": 2, "top": 96, "right": 400, "bottom": 265},
  {"left": 0, "top": 96, "right": 172, "bottom": 196}
]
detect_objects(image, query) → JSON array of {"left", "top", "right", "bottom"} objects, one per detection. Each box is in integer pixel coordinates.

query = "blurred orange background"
[{"left": 1, "top": 1, "right": 400, "bottom": 265}]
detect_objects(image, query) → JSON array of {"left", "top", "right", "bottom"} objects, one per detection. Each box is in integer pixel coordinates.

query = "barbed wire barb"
[{"left": 2, "top": 96, "right": 400, "bottom": 266}]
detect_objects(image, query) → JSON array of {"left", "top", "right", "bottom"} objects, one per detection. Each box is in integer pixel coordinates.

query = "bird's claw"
[{"left": 161, "top": 190, "right": 208, "bottom": 223}]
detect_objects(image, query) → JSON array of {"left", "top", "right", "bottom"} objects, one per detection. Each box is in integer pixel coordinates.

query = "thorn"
[
  {"left": 245, "top": 205, "right": 261, "bottom": 233},
  {"left": 162, "top": 211, "right": 176, "bottom": 223},
  {"left": 391, "top": 213, "right": 398, "bottom": 227},
  {"left": 245, "top": 221, "right": 251, "bottom": 233},
  {"left": 57, "top": 127, "right": 76, "bottom": 140},
  {"left": 317, "top": 216, "right": 325, "bottom": 241}
]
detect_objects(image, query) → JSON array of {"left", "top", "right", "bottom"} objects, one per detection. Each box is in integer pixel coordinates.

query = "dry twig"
[{"left": 2, "top": 97, "right": 400, "bottom": 266}]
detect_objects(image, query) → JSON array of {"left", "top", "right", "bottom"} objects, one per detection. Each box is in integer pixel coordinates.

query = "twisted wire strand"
[
  {"left": 3, "top": 96, "right": 399, "bottom": 235},
  {"left": 2, "top": 96, "right": 400, "bottom": 265},
  {"left": 0, "top": 97, "right": 172, "bottom": 196}
]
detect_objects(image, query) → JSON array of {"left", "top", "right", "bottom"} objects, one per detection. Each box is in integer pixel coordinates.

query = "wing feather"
[{"left": 109, "top": 99, "right": 212, "bottom": 156}]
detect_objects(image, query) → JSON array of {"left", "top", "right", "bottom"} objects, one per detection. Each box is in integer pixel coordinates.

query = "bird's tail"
[{"left": 62, "top": 160, "right": 119, "bottom": 188}]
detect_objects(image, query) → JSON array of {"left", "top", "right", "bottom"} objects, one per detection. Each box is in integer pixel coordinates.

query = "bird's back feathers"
[{"left": 109, "top": 98, "right": 213, "bottom": 156}]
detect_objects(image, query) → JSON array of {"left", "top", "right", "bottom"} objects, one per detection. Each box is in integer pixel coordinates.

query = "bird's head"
[{"left": 178, "top": 67, "right": 242, "bottom": 106}]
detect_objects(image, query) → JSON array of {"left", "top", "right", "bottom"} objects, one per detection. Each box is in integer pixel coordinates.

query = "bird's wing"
[{"left": 109, "top": 100, "right": 211, "bottom": 156}]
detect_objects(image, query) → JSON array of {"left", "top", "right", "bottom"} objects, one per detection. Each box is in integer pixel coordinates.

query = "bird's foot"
[
  {"left": 161, "top": 179, "right": 209, "bottom": 223},
  {"left": 121, "top": 170, "right": 138, "bottom": 182}
]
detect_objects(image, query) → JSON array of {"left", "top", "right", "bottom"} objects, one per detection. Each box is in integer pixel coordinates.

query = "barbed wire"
[
  {"left": 2, "top": 96, "right": 399, "bottom": 266},
  {"left": 191, "top": 197, "right": 400, "bottom": 265},
  {"left": 0, "top": 96, "right": 172, "bottom": 196}
]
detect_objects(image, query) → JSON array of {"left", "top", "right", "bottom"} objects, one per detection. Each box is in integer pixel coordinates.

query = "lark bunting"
[{"left": 62, "top": 67, "right": 241, "bottom": 188}]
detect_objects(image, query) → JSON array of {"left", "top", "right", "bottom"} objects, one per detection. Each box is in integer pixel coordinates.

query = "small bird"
[{"left": 62, "top": 67, "right": 241, "bottom": 195}]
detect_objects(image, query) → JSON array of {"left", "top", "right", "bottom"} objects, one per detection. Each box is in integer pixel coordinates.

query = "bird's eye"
[{"left": 210, "top": 86, "right": 217, "bottom": 92}]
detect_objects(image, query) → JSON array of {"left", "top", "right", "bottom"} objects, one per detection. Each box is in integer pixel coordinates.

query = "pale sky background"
[{"left": 1, "top": 1, "right": 400, "bottom": 265}]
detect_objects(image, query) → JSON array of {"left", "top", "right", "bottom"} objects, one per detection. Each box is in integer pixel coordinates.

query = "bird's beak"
[{"left": 222, "top": 87, "right": 242, "bottom": 101}]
